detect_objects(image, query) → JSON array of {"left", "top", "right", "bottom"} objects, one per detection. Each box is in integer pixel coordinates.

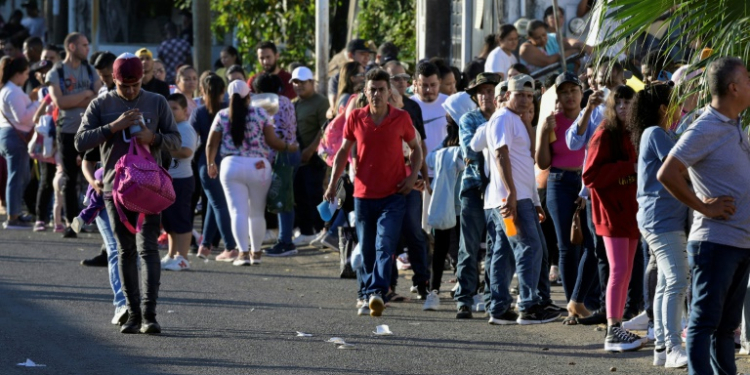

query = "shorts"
[{"left": 161, "top": 176, "right": 195, "bottom": 234}]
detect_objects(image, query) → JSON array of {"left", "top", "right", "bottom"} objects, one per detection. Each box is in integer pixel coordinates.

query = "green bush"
[{"left": 355, "top": 0, "right": 416, "bottom": 64}]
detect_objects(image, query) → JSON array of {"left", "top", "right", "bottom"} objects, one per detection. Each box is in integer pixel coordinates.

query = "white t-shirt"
[
  {"left": 410, "top": 93, "right": 448, "bottom": 155},
  {"left": 484, "top": 107, "right": 540, "bottom": 210},
  {"left": 169, "top": 120, "right": 198, "bottom": 179},
  {"left": 21, "top": 17, "right": 46, "bottom": 41},
  {"left": 484, "top": 47, "right": 517, "bottom": 78}
]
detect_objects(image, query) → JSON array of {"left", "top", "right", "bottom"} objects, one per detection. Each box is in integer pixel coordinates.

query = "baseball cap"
[
  {"left": 30, "top": 59, "right": 52, "bottom": 74},
  {"left": 290, "top": 66, "right": 314, "bottom": 82},
  {"left": 135, "top": 48, "right": 153, "bottom": 59},
  {"left": 442, "top": 92, "right": 477, "bottom": 123},
  {"left": 113, "top": 53, "right": 144, "bottom": 84},
  {"left": 495, "top": 81, "right": 509, "bottom": 97},
  {"left": 346, "top": 39, "right": 375, "bottom": 54},
  {"left": 466, "top": 72, "right": 502, "bottom": 95},
  {"left": 228, "top": 79, "right": 250, "bottom": 98},
  {"left": 555, "top": 72, "right": 582, "bottom": 89},
  {"left": 508, "top": 74, "right": 535, "bottom": 93}
]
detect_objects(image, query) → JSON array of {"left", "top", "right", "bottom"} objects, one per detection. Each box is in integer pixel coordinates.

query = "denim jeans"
[
  {"left": 96, "top": 208, "right": 126, "bottom": 308},
  {"left": 484, "top": 208, "right": 516, "bottom": 317},
  {"left": 686, "top": 241, "right": 750, "bottom": 375},
  {"left": 454, "top": 187, "right": 486, "bottom": 309},
  {"left": 643, "top": 239, "right": 658, "bottom": 322},
  {"left": 294, "top": 159, "right": 325, "bottom": 236},
  {"left": 641, "top": 230, "right": 688, "bottom": 350},
  {"left": 0, "top": 127, "right": 30, "bottom": 217},
  {"left": 547, "top": 168, "right": 597, "bottom": 303},
  {"left": 327, "top": 209, "right": 348, "bottom": 237},
  {"left": 354, "top": 194, "right": 406, "bottom": 299},
  {"left": 276, "top": 150, "right": 301, "bottom": 244},
  {"left": 199, "top": 162, "right": 237, "bottom": 250},
  {"left": 399, "top": 189, "right": 429, "bottom": 286},
  {"left": 105, "top": 199, "right": 161, "bottom": 317},
  {"left": 498, "top": 198, "right": 548, "bottom": 311}
]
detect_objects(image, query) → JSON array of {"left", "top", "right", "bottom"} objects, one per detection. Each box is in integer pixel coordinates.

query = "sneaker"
[
  {"left": 232, "top": 252, "right": 251, "bottom": 266},
  {"left": 548, "top": 265, "right": 559, "bottom": 282},
  {"left": 665, "top": 346, "right": 688, "bottom": 368},
  {"left": 262, "top": 229, "right": 279, "bottom": 244},
  {"left": 517, "top": 305, "right": 561, "bottom": 325},
  {"left": 653, "top": 347, "right": 667, "bottom": 366},
  {"left": 292, "top": 233, "right": 316, "bottom": 247},
  {"left": 622, "top": 311, "right": 649, "bottom": 330},
  {"left": 164, "top": 255, "right": 190, "bottom": 271},
  {"left": 33, "top": 221, "right": 46, "bottom": 232},
  {"left": 81, "top": 250, "right": 108, "bottom": 267},
  {"left": 489, "top": 309, "right": 520, "bottom": 325},
  {"left": 70, "top": 216, "right": 85, "bottom": 234},
  {"left": 196, "top": 245, "right": 212, "bottom": 259},
  {"left": 410, "top": 285, "right": 419, "bottom": 294},
  {"left": 53, "top": 224, "right": 65, "bottom": 233},
  {"left": 647, "top": 323, "right": 655, "bottom": 341},
  {"left": 577, "top": 308, "right": 607, "bottom": 325},
  {"left": 456, "top": 305, "right": 473, "bottom": 319},
  {"left": 357, "top": 304, "right": 370, "bottom": 316},
  {"left": 473, "top": 294, "right": 486, "bottom": 312},
  {"left": 160, "top": 255, "right": 173, "bottom": 269},
  {"left": 320, "top": 233, "right": 339, "bottom": 251},
  {"left": 396, "top": 253, "right": 411, "bottom": 270},
  {"left": 356, "top": 298, "right": 366, "bottom": 308},
  {"left": 266, "top": 242, "right": 298, "bottom": 257},
  {"left": 4, "top": 219, "right": 30, "bottom": 230},
  {"left": 250, "top": 252, "right": 262, "bottom": 265},
  {"left": 423, "top": 290, "right": 440, "bottom": 311},
  {"left": 415, "top": 283, "right": 428, "bottom": 300},
  {"left": 111, "top": 305, "right": 129, "bottom": 325},
  {"left": 216, "top": 249, "right": 239, "bottom": 262},
  {"left": 450, "top": 283, "right": 459, "bottom": 298},
  {"left": 308, "top": 230, "right": 328, "bottom": 248},
  {"left": 369, "top": 294, "right": 385, "bottom": 317},
  {"left": 62, "top": 226, "right": 77, "bottom": 238},
  {"left": 604, "top": 324, "right": 644, "bottom": 352},
  {"left": 542, "top": 302, "right": 566, "bottom": 313}
]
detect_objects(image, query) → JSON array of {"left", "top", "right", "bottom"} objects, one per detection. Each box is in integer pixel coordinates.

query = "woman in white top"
[
  {"left": 0, "top": 57, "right": 40, "bottom": 228},
  {"left": 484, "top": 24, "right": 519, "bottom": 79}
]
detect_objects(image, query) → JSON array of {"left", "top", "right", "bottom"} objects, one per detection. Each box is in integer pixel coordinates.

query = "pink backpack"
[{"left": 112, "top": 141, "right": 176, "bottom": 234}]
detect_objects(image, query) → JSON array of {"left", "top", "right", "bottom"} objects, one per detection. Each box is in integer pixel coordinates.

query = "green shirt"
[{"left": 293, "top": 92, "right": 329, "bottom": 150}]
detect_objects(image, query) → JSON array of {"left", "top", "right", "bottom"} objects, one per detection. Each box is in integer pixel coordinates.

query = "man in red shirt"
[
  {"left": 324, "top": 68, "right": 422, "bottom": 318},
  {"left": 246, "top": 41, "right": 296, "bottom": 99}
]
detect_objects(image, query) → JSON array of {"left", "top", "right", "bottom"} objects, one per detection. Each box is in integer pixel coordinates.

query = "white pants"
[{"left": 220, "top": 156, "right": 272, "bottom": 253}]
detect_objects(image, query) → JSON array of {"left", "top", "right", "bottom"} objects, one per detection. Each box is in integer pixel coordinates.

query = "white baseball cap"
[
  {"left": 290, "top": 66, "right": 314, "bottom": 82},
  {"left": 227, "top": 80, "right": 250, "bottom": 98}
]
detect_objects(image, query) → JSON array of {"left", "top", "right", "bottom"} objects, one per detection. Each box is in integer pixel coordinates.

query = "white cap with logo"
[{"left": 290, "top": 66, "right": 314, "bottom": 82}]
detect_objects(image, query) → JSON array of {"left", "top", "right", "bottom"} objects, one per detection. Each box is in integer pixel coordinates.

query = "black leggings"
[
  {"left": 58, "top": 133, "right": 81, "bottom": 223},
  {"left": 35, "top": 161, "right": 56, "bottom": 223},
  {"left": 432, "top": 217, "right": 461, "bottom": 292}
]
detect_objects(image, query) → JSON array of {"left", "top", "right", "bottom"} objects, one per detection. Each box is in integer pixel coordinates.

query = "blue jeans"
[
  {"left": 0, "top": 127, "right": 30, "bottom": 217},
  {"left": 276, "top": 150, "right": 301, "bottom": 245},
  {"left": 547, "top": 168, "right": 597, "bottom": 304},
  {"left": 354, "top": 194, "right": 406, "bottom": 299},
  {"left": 454, "top": 187, "right": 486, "bottom": 309},
  {"left": 686, "top": 241, "right": 750, "bottom": 375},
  {"left": 642, "top": 230, "right": 688, "bottom": 350},
  {"left": 199, "top": 162, "right": 237, "bottom": 250},
  {"left": 498, "top": 198, "right": 549, "bottom": 311},
  {"left": 399, "top": 189, "right": 429, "bottom": 286},
  {"left": 484, "top": 208, "right": 516, "bottom": 317},
  {"left": 96, "top": 208, "right": 126, "bottom": 308},
  {"left": 327, "top": 209, "right": 348, "bottom": 237}
]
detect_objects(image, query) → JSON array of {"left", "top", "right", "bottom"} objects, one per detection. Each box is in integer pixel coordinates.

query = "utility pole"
[
  {"left": 315, "top": 0, "right": 329, "bottom": 95},
  {"left": 193, "top": 0, "right": 212, "bottom": 75}
]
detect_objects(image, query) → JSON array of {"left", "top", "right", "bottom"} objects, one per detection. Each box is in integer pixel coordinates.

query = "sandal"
[
  {"left": 385, "top": 291, "right": 408, "bottom": 302},
  {"left": 562, "top": 315, "right": 578, "bottom": 325}
]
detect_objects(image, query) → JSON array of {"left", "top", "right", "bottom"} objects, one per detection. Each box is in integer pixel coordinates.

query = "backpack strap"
[
  {"left": 83, "top": 62, "right": 95, "bottom": 90},
  {"left": 56, "top": 65, "right": 65, "bottom": 92},
  {"left": 56, "top": 62, "right": 96, "bottom": 92}
]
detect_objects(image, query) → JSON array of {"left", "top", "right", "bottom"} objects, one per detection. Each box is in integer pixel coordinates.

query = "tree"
[{"left": 355, "top": 0, "right": 416, "bottom": 64}]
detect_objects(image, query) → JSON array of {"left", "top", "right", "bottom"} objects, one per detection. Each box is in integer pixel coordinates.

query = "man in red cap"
[{"left": 75, "top": 52, "right": 181, "bottom": 335}]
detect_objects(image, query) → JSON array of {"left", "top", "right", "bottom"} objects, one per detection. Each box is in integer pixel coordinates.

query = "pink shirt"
[{"left": 550, "top": 112, "right": 585, "bottom": 169}]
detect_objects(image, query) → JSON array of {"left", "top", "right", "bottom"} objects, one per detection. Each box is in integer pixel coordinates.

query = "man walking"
[
  {"left": 46, "top": 32, "right": 101, "bottom": 238},
  {"left": 247, "top": 41, "right": 295, "bottom": 99},
  {"left": 324, "top": 68, "right": 422, "bottom": 317},
  {"left": 658, "top": 57, "right": 750, "bottom": 375}
]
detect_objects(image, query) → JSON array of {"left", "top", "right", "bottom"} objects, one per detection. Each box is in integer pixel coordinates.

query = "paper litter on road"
[
  {"left": 373, "top": 325, "right": 393, "bottom": 335},
  {"left": 17, "top": 359, "right": 46, "bottom": 367},
  {"left": 326, "top": 337, "right": 346, "bottom": 344},
  {"left": 337, "top": 343, "right": 356, "bottom": 349},
  {"left": 167, "top": 310, "right": 175, "bottom": 313},
  {"left": 296, "top": 331, "right": 313, "bottom": 337}
]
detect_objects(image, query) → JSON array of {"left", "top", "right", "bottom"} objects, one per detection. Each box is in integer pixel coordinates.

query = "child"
[
  {"left": 160, "top": 93, "right": 199, "bottom": 271},
  {"left": 71, "top": 168, "right": 105, "bottom": 233}
]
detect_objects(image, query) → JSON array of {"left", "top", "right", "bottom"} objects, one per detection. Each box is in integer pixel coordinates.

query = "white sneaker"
[
  {"left": 647, "top": 325, "right": 655, "bottom": 341},
  {"left": 262, "top": 229, "right": 279, "bottom": 244},
  {"left": 653, "top": 348, "right": 666, "bottom": 366},
  {"left": 410, "top": 285, "right": 419, "bottom": 294},
  {"left": 740, "top": 344, "right": 750, "bottom": 355},
  {"left": 622, "top": 311, "right": 649, "bottom": 330},
  {"left": 309, "top": 230, "right": 328, "bottom": 248},
  {"left": 292, "top": 233, "right": 317, "bottom": 247},
  {"left": 71, "top": 216, "right": 85, "bottom": 233},
  {"left": 473, "top": 295, "right": 486, "bottom": 312},
  {"left": 111, "top": 305, "right": 128, "bottom": 325},
  {"left": 423, "top": 290, "right": 440, "bottom": 311},
  {"left": 397, "top": 253, "right": 411, "bottom": 270},
  {"left": 164, "top": 255, "right": 190, "bottom": 271},
  {"left": 160, "top": 255, "right": 173, "bottom": 269},
  {"left": 665, "top": 346, "right": 688, "bottom": 368},
  {"left": 357, "top": 304, "right": 370, "bottom": 316}
]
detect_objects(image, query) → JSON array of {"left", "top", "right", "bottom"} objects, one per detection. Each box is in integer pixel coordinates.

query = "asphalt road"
[{"left": 1, "top": 225, "right": 748, "bottom": 375}]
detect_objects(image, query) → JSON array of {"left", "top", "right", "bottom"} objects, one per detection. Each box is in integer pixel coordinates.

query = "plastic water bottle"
[{"left": 501, "top": 198, "right": 517, "bottom": 237}]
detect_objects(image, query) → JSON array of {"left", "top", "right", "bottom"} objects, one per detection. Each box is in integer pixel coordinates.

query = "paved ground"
[{"left": 1, "top": 224, "right": 749, "bottom": 375}]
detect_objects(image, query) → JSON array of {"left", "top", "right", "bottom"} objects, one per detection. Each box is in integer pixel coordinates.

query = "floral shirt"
[
  {"left": 269, "top": 95, "right": 297, "bottom": 159},
  {"left": 210, "top": 106, "right": 272, "bottom": 160}
]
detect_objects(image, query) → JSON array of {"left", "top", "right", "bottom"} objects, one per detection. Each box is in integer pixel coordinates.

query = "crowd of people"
[{"left": 0, "top": 3, "right": 748, "bottom": 375}]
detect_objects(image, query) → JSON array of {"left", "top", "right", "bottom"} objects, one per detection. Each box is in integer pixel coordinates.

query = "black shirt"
[
  {"left": 401, "top": 96, "right": 427, "bottom": 141},
  {"left": 141, "top": 77, "right": 170, "bottom": 99}
]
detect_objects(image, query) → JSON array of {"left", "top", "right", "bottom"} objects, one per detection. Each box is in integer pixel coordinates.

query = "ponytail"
[{"left": 228, "top": 93, "right": 248, "bottom": 147}]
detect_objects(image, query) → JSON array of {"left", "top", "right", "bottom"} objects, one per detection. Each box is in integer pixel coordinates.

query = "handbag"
[
  {"left": 266, "top": 151, "right": 295, "bottom": 214},
  {"left": 338, "top": 226, "right": 358, "bottom": 279},
  {"left": 2, "top": 109, "right": 33, "bottom": 144},
  {"left": 570, "top": 204, "right": 584, "bottom": 245}
]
